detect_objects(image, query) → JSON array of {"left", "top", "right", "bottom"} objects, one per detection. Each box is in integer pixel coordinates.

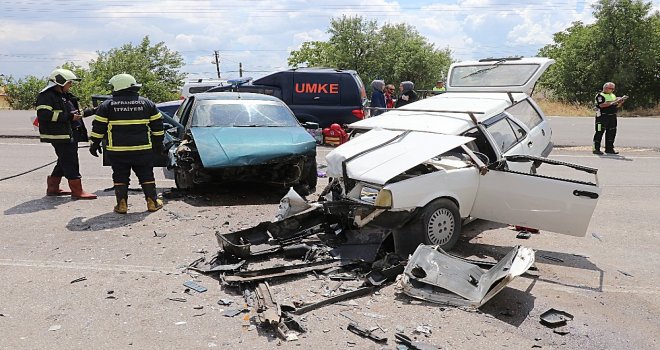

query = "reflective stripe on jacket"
[
  {"left": 90, "top": 92, "right": 163, "bottom": 153},
  {"left": 35, "top": 88, "right": 74, "bottom": 143}
]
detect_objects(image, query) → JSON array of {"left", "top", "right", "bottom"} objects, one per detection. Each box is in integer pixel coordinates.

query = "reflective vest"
[{"left": 595, "top": 92, "right": 617, "bottom": 116}]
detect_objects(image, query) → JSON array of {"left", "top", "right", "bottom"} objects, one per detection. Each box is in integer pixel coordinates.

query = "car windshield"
[
  {"left": 191, "top": 100, "right": 299, "bottom": 127},
  {"left": 450, "top": 63, "right": 540, "bottom": 87}
]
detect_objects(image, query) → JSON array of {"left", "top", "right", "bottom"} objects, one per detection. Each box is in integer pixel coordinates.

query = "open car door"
[{"left": 470, "top": 156, "right": 600, "bottom": 237}]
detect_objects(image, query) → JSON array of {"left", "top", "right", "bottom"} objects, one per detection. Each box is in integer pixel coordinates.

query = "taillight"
[{"left": 352, "top": 109, "right": 365, "bottom": 119}]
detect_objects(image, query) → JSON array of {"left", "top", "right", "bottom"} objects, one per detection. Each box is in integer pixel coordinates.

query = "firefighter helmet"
[
  {"left": 48, "top": 69, "right": 80, "bottom": 86},
  {"left": 109, "top": 73, "right": 142, "bottom": 92}
]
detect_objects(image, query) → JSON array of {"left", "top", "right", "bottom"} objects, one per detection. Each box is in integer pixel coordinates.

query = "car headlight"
[{"left": 374, "top": 189, "right": 393, "bottom": 208}]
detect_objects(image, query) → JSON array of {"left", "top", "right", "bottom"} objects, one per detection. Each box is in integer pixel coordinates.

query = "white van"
[{"left": 180, "top": 79, "right": 227, "bottom": 98}]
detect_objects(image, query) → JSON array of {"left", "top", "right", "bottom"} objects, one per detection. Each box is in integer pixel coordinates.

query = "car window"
[
  {"left": 506, "top": 99, "right": 543, "bottom": 130},
  {"left": 450, "top": 64, "right": 540, "bottom": 87},
  {"left": 192, "top": 101, "right": 299, "bottom": 127},
  {"left": 485, "top": 115, "right": 526, "bottom": 153}
]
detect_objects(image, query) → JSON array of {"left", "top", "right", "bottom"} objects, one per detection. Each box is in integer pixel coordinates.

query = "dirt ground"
[{"left": 1, "top": 137, "right": 659, "bottom": 350}]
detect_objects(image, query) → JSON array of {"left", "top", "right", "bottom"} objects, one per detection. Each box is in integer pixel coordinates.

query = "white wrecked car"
[{"left": 324, "top": 57, "right": 601, "bottom": 252}]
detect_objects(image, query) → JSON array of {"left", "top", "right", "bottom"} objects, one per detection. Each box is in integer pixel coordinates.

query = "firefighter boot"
[
  {"left": 113, "top": 184, "right": 129, "bottom": 214},
  {"left": 141, "top": 182, "right": 163, "bottom": 212},
  {"left": 46, "top": 176, "right": 71, "bottom": 196},
  {"left": 68, "top": 179, "right": 97, "bottom": 199}
]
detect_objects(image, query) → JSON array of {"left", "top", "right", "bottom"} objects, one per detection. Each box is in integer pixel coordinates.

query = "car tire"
[
  {"left": 294, "top": 159, "right": 318, "bottom": 196},
  {"left": 174, "top": 168, "right": 194, "bottom": 190},
  {"left": 415, "top": 198, "right": 462, "bottom": 251}
]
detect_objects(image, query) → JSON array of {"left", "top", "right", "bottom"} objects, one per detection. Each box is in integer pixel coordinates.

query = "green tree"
[
  {"left": 83, "top": 36, "right": 186, "bottom": 104},
  {"left": 3, "top": 75, "right": 47, "bottom": 110},
  {"left": 538, "top": 0, "right": 660, "bottom": 108},
  {"left": 289, "top": 16, "right": 453, "bottom": 95}
]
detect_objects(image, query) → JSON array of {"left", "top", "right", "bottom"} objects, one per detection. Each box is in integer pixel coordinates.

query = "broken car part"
[
  {"left": 293, "top": 286, "right": 374, "bottom": 315},
  {"left": 223, "top": 260, "right": 349, "bottom": 284},
  {"left": 347, "top": 322, "right": 387, "bottom": 344},
  {"left": 183, "top": 280, "right": 207, "bottom": 293},
  {"left": 395, "top": 333, "right": 439, "bottom": 350},
  {"left": 400, "top": 245, "right": 535, "bottom": 308},
  {"left": 540, "top": 308, "right": 574, "bottom": 328}
]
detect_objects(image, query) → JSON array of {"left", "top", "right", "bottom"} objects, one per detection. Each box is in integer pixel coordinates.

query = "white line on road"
[
  {"left": 552, "top": 154, "right": 660, "bottom": 160},
  {"left": 0, "top": 258, "right": 177, "bottom": 274},
  {"left": 0, "top": 142, "right": 47, "bottom": 146}
]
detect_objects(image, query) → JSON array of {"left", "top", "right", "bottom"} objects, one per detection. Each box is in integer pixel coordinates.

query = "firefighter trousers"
[
  {"left": 106, "top": 152, "right": 155, "bottom": 185},
  {"left": 593, "top": 114, "right": 617, "bottom": 152},
  {"left": 51, "top": 141, "right": 81, "bottom": 180}
]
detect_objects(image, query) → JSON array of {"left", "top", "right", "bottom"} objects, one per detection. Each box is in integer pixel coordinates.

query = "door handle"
[
  {"left": 527, "top": 141, "right": 533, "bottom": 147},
  {"left": 573, "top": 190, "right": 599, "bottom": 199},
  {"left": 542, "top": 128, "right": 546, "bottom": 136}
]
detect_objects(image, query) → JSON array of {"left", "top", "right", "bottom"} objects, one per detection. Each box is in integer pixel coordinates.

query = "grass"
[{"left": 535, "top": 99, "right": 660, "bottom": 117}]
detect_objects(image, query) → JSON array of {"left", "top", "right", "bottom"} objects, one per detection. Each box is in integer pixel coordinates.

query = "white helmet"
[
  {"left": 42, "top": 68, "right": 81, "bottom": 92},
  {"left": 109, "top": 73, "right": 142, "bottom": 92}
]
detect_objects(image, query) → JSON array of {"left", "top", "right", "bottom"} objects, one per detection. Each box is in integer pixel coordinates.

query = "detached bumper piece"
[{"left": 400, "top": 245, "right": 535, "bottom": 308}]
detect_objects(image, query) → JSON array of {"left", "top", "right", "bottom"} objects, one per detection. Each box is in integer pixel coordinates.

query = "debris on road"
[
  {"left": 539, "top": 308, "right": 574, "bottom": 328},
  {"left": 395, "top": 332, "right": 439, "bottom": 350},
  {"left": 347, "top": 322, "right": 387, "bottom": 344},
  {"left": 70, "top": 276, "right": 87, "bottom": 284},
  {"left": 183, "top": 280, "right": 207, "bottom": 293},
  {"left": 400, "top": 245, "right": 535, "bottom": 308}
]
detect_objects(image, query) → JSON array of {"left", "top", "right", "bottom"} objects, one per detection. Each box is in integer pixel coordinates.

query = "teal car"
[{"left": 167, "top": 92, "right": 317, "bottom": 194}]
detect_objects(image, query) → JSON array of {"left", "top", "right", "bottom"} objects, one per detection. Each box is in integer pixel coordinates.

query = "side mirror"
[{"left": 302, "top": 121, "right": 320, "bottom": 130}]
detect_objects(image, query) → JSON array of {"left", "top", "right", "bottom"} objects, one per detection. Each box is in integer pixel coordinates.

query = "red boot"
[
  {"left": 68, "top": 179, "right": 97, "bottom": 199},
  {"left": 46, "top": 176, "right": 71, "bottom": 196}
]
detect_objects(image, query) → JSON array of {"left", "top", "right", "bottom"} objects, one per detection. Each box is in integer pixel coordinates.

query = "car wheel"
[
  {"left": 174, "top": 168, "right": 194, "bottom": 190},
  {"left": 418, "top": 198, "right": 461, "bottom": 251},
  {"left": 293, "top": 159, "right": 318, "bottom": 196}
]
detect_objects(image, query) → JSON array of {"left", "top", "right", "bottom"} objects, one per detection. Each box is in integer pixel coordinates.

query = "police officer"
[
  {"left": 593, "top": 82, "right": 627, "bottom": 155},
  {"left": 89, "top": 74, "right": 164, "bottom": 213},
  {"left": 36, "top": 68, "right": 97, "bottom": 199}
]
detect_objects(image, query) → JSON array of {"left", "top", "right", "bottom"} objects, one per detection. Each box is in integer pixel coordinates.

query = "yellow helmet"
[
  {"left": 109, "top": 73, "right": 142, "bottom": 92},
  {"left": 49, "top": 68, "right": 80, "bottom": 86}
]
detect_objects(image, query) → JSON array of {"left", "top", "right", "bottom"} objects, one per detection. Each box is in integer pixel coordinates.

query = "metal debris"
[
  {"left": 183, "top": 280, "right": 207, "bottom": 293},
  {"left": 539, "top": 308, "right": 574, "bottom": 328},
  {"left": 70, "top": 276, "right": 87, "bottom": 284}
]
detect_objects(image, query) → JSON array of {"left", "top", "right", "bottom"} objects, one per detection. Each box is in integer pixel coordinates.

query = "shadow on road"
[
  {"left": 3, "top": 184, "right": 120, "bottom": 216},
  {"left": 66, "top": 211, "right": 151, "bottom": 232},
  {"left": 161, "top": 182, "right": 292, "bottom": 207}
]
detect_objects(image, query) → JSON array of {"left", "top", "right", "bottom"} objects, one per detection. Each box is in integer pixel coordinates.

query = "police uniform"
[
  {"left": 89, "top": 74, "right": 164, "bottom": 213},
  {"left": 593, "top": 90, "right": 619, "bottom": 154},
  {"left": 36, "top": 68, "right": 96, "bottom": 199}
]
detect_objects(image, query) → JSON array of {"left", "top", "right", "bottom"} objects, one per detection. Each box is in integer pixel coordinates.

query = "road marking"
[
  {"left": 552, "top": 154, "right": 660, "bottom": 160},
  {"left": 0, "top": 142, "right": 48, "bottom": 146},
  {"left": 0, "top": 258, "right": 177, "bottom": 274}
]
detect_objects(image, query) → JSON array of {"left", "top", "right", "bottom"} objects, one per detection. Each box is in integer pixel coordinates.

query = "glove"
[
  {"left": 89, "top": 141, "right": 102, "bottom": 157},
  {"left": 82, "top": 107, "right": 97, "bottom": 118}
]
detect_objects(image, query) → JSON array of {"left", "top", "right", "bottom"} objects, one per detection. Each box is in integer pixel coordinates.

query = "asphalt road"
[{"left": 0, "top": 110, "right": 659, "bottom": 349}]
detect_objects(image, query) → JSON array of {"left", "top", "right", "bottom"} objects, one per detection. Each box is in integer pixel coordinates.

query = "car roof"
[
  {"left": 351, "top": 92, "right": 526, "bottom": 134},
  {"left": 156, "top": 100, "right": 182, "bottom": 107},
  {"left": 191, "top": 92, "right": 284, "bottom": 102}
]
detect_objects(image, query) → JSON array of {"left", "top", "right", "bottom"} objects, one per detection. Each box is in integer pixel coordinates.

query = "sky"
[{"left": 1, "top": 0, "right": 658, "bottom": 82}]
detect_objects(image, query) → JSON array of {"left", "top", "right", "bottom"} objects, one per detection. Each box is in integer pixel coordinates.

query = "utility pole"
[
  {"left": 239, "top": 62, "right": 243, "bottom": 77},
  {"left": 213, "top": 50, "right": 221, "bottom": 79}
]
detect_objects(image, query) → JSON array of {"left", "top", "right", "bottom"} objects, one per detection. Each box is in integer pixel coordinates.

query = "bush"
[{"left": 3, "top": 75, "right": 47, "bottom": 110}]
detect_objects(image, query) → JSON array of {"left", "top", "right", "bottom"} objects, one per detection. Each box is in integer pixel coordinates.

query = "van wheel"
[
  {"left": 174, "top": 168, "right": 194, "bottom": 190},
  {"left": 411, "top": 199, "right": 462, "bottom": 251}
]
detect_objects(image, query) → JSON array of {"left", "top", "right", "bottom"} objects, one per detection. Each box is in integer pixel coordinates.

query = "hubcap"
[{"left": 426, "top": 208, "right": 455, "bottom": 245}]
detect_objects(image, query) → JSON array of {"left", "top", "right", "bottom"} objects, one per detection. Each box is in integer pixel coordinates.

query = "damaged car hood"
[
  {"left": 326, "top": 129, "right": 474, "bottom": 185},
  {"left": 190, "top": 127, "right": 316, "bottom": 168}
]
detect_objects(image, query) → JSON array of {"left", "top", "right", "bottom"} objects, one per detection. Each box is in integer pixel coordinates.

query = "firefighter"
[
  {"left": 36, "top": 68, "right": 97, "bottom": 199},
  {"left": 593, "top": 82, "right": 627, "bottom": 155},
  {"left": 89, "top": 74, "right": 164, "bottom": 213}
]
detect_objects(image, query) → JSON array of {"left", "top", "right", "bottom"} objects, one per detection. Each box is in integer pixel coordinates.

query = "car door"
[
  {"left": 481, "top": 114, "right": 531, "bottom": 172},
  {"left": 470, "top": 157, "right": 600, "bottom": 237},
  {"left": 506, "top": 99, "right": 552, "bottom": 157}
]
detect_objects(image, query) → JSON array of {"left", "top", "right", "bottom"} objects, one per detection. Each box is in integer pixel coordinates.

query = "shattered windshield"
[
  {"left": 192, "top": 100, "right": 299, "bottom": 127},
  {"left": 450, "top": 64, "right": 540, "bottom": 87}
]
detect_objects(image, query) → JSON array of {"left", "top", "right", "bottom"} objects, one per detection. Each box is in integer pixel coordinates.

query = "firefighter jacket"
[
  {"left": 90, "top": 90, "right": 164, "bottom": 154},
  {"left": 36, "top": 88, "right": 85, "bottom": 143}
]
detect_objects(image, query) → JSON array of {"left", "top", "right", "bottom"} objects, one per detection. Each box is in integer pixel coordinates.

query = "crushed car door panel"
[
  {"left": 326, "top": 129, "right": 474, "bottom": 185},
  {"left": 470, "top": 159, "right": 600, "bottom": 237}
]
